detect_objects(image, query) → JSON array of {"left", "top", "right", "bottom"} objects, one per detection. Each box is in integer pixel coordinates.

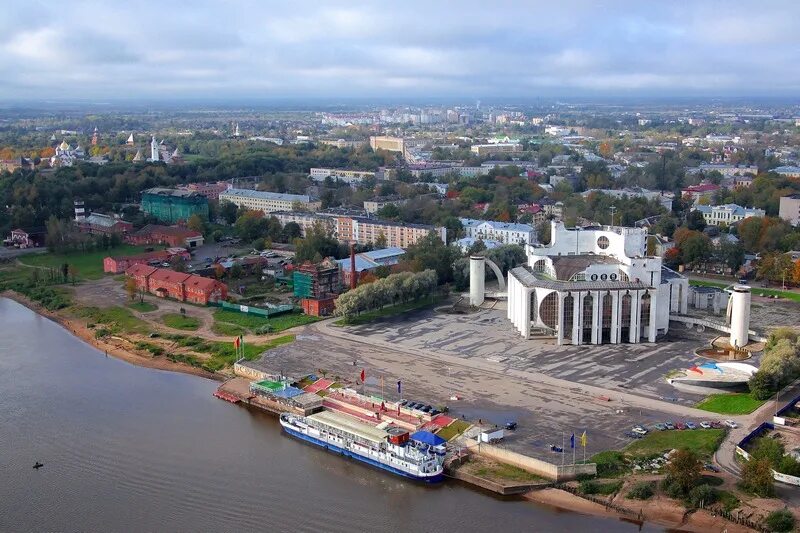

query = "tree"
[
  {"left": 67, "top": 265, "right": 78, "bottom": 285},
  {"left": 281, "top": 222, "right": 302, "bottom": 242},
  {"left": 686, "top": 210, "right": 707, "bottom": 231},
  {"left": 374, "top": 232, "right": 388, "bottom": 249},
  {"left": 212, "top": 263, "right": 225, "bottom": 279},
  {"left": 664, "top": 449, "right": 702, "bottom": 495},
  {"left": 125, "top": 277, "right": 138, "bottom": 301},
  {"left": 764, "top": 509, "right": 795, "bottom": 533},
  {"left": 187, "top": 213, "right": 205, "bottom": 234},
  {"left": 404, "top": 232, "right": 459, "bottom": 284},
  {"left": 715, "top": 240, "right": 745, "bottom": 271},
  {"left": 294, "top": 222, "right": 341, "bottom": 263},
  {"left": 739, "top": 458, "right": 775, "bottom": 497},
  {"left": 219, "top": 201, "right": 238, "bottom": 225}
]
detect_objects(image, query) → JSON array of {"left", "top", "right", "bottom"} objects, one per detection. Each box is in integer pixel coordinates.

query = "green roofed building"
[{"left": 141, "top": 187, "right": 209, "bottom": 224}]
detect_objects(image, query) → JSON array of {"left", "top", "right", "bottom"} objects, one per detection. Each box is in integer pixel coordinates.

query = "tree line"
[{"left": 333, "top": 270, "right": 438, "bottom": 319}]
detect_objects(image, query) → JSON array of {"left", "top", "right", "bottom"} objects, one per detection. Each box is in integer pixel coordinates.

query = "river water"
[{"left": 0, "top": 297, "right": 654, "bottom": 532}]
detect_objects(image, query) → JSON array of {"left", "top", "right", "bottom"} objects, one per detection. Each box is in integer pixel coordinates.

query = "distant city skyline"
[{"left": 1, "top": 1, "right": 799, "bottom": 101}]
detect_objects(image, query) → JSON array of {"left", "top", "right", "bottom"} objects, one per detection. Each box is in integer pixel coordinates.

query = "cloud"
[{"left": 0, "top": 0, "right": 797, "bottom": 100}]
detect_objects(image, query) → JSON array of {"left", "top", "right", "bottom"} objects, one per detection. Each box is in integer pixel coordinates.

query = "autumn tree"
[
  {"left": 125, "top": 277, "right": 138, "bottom": 301},
  {"left": 664, "top": 449, "right": 702, "bottom": 495},
  {"left": 187, "top": 214, "right": 205, "bottom": 234},
  {"left": 739, "top": 458, "right": 775, "bottom": 497}
]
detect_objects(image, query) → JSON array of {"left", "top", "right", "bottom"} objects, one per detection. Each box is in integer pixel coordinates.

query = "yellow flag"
[{"left": 580, "top": 431, "right": 587, "bottom": 447}]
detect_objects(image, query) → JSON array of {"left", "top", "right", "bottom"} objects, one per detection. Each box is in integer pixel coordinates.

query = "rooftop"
[
  {"left": 550, "top": 254, "right": 621, "bottom": 280},
  {"left": 220, "top": 188, "right": 314, "bottom": 203},
  {"left": 510, "top": 265, "right": 650, "bottom": 291},
  {"left": 142, "top": 187, "right": 205, "bottom": 199}
]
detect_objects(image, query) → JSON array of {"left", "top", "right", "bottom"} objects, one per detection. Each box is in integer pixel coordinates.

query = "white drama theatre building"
[{"left": 507, "top": 222, "right": 688, "bottom": 345}]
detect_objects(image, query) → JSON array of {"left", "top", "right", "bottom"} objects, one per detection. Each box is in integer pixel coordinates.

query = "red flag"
[
  {"left": 233, "top": 336, "right": 241, "bottom": 349},
  {"left": 381, "top": 401, "right": 385, "bottom": 411},
  {"left": 360, "top": 369, "right": 365, "bottom": 382}
]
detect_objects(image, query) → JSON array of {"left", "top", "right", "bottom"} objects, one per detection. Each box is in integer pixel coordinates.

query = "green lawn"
[
  {"left": 212, "top": 309, "right": 318, "bottom": 334},
  {"left": 689, "top": 280, "right": 800, "bottom": 302},
  {"left": 334, "top": 296, "right": 439, "bottom": 326},
  {"left": 162, "top": 313, "right": 201, "bottom": 331},
  {"left": 72, "top": 305, "right": 150, "bottom": 335},
  {"left": 436, "top": 419, "right": 471, "bottom": 441},
  {"left": 211, "top": 321, "right": 248, "bottom": 336},
  {"left": 19, "top": 245, "right": 152, "bottom": 280},
  {"left": 625, "top": 429, "right": 725, "bottom": 459},
  {"left": 695, "top": 393, "right": 765, "bottom": 415},
  {"left": 127, "top": 301, "right": 158, "bottom": 312}
]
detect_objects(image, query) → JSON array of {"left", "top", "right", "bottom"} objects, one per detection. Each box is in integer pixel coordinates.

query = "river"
[{"left": 0, "top": 297, "right": 654, "bottom": 532}]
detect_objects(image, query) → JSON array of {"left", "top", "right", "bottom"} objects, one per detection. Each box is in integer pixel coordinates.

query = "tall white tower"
[
  {"left": 150, "top": 136, "right": 159, "bottom": 162},
  {"left": 727, "top": 285, "right": 752, "bottom": 348},
  {"left": 469, "top": 256, "right": 486, "bottom": 307}
]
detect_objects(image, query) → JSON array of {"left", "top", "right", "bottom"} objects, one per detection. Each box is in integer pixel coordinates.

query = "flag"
[
  {"left": 580, "top": 431, "right": 587, "bottom": 447},
  {"left": 360, "top": 369, "right": 365, "bottom": 382},
  {"left": 570, "top": 433, "right": 575, "bottom": 449},
  {"left": 233, "top": 336, "right": 241, "bottom": 349},
  {"left": 381, "top": 401, "right": 385, "bottom": 411},
  {"left": 397, "top": 380, "right": 402, "bottom": 394}
]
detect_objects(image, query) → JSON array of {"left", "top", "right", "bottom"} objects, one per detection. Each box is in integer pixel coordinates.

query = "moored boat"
[{"left": 279, "top": 411, "right": 445, "bottom": 482}]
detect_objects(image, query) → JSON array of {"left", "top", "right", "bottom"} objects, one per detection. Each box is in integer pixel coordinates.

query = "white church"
[{"left": 506, "top": 221, "right": 688, "bottom": 345}]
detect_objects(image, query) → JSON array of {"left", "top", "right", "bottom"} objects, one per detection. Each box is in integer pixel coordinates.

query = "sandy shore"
[
  {"left": 3, "top": 290, "right": 220, "bottom": 381},
  {"left": 524, "top": 488, "right": 755, "bottom": 532}
]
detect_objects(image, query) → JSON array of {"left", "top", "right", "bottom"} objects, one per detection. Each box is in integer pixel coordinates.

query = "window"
[{"left": 597, "top": 236, "right": 610, "bottom": 249}]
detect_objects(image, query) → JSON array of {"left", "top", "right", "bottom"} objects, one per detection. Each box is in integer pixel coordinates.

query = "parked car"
[
  {"left": 653, "top": 423, "right": 667, "bottom": 431},
  {"left": 625, "top": 432, "right": 643, "bottom": 439},
  {"left": 632, "top": 426, "right": 648, "bottom": 436},
  {"left": 675, "top": 422, "right": 686, "bottom": 430},
  {"left": 710, "top": 420, "right": 723, "bottom": 428},
  {"left": 399, "top": 399, "right": 408, "bottom": 406},
  {"left": 700, "top": 421, "right": 711, "bottom": 429},
  {"left": 704, "top": 463, "right": 721, "bottom": 473},
  {"left": 505, "top": 421, "right": 518, "bottom": 431},
  {"left": 664, "top": 422, "right": 675, "bottom": 430},
  {"left": 724, "top": 419, "right": 738, "bottom": 429},
  {"left": 685, "top": 422, "right": 697, "bottom": 430},
  {"left": 421, "top": 406, "right": 432, "bottom": 413}
]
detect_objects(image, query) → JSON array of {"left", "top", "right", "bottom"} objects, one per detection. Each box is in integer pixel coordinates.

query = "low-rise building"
[
  {"left": 691, "top": 163, "right": 758, "bottom": 177},
  {"left": 369, "top": 136, "right": 405, "bottom": 153},
  {"left": 294, "top": 258, "right": 341, "bottom": 317},
  {"left": 779, "top": 194, "right": 800, "bottom": 226},
  {"left": 125, "top": 264, "right": 227, "bottom": 304},
  {"left": 347, "top": 217, "right": 445, "bottom": 248},
  {"left": 272, "top": 211, "right": 335, "bottom": 237},
  {"left": 127, "top": 224, "right": 204, "bottom": 248},
  {"left": 681, "top": 182, "right": 720, "bottom": 205},
  {"left": 141, "top": 188, "right": 209, "bottom": 224},
  {"left": 460, "top": 218, "right": 536, "bottom": 246},
  {"left": 363, "top": 196, "right": 408, "bottom": 215},
  {"left": 582, "top": 188, "right": 674, "bottom": 212},
  {"left": 103, "top": 248, "right": 190, "bottom": 274},
  {"left": 470, "top": 143, "right": 523, "bottom": 156},
  {"left": 177, "top": 181, "right": 230, "bottom": 200},
  {"left": 455, "top": 236, "right": 502, "bottom": 253},
  {"left": 218, "top": 188, "right": 321, "bottom": 214},
  {"left": 772, "top": 166, "right": 800, "bottom": 179},
  {"left": 3, "top": 228, "right": 45, "bottom": 248},
  {"left": 693, "top": 204, "right": 765, "bottom": 226},
  {"left": 309, "top": 168, "right": 376, "bottom": 184},
  {"left": 75, "top": 213, "right": 133, "bottom": 236},
  {"left": 335, "top": 247, "right": 406, "bottom": 287}
]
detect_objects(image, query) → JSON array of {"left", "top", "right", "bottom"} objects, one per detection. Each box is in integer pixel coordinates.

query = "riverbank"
[
  {"left": 1, "top": 291, "right": 219, "bottom": 381},
  {"left": 524, "top": 488, "right": 755, "bottom": 532}
]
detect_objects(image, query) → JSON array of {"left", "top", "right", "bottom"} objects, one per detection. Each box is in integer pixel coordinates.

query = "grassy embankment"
[
  {"left": 211, "top": 308, "right": 319, "bottom": 336},
  {"left": 162, "top": 313, "right": 201, "bottom": 331},
  {"left": 160, "top": 333, "right": 296, "bottom": 372},
  {"left": 695, "top": 393, "right": 765, "bottom": 415},
  {"left": 436, "top": 419, "right": 471, "bottom": 441},
  {"left": 689, "top": 279, "right": 800, "bottom": 302},
  {"left": 590, "top": 428, "right": 725, "bottom": 477},
  {"left": 18, "top": 245, "right": 152, "bottom": 280},
  {"left": 333, "top": 295, "right": 439, "bottom": 326},
  {"left": 472, "top": 460, "right": 545, "bottom": 483}
]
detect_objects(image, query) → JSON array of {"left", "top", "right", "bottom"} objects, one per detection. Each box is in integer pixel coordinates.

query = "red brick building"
[
  {"left": 75, "top": 213, "right": 133, "bottom": 236},
  {"left": 126, "top": 224, "right": 204, "bottom": 248},
  {"left": 125, "top": 265, "right": 227, "bottom": 305},
  {"left": 103, "top": 248, "right": 191, "bottom": 274}
]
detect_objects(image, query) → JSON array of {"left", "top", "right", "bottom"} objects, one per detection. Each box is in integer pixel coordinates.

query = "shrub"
[
  {"left": 687, "top": 484, "right": 718, "bottom": 508},
  {"left": 764, "top": 509, "right": 795, "bottom": 533},
  {"left": 661, "top": 477, "right": 685, "bottom": 499},
  {"left": 590, "top": 450, "right": 629, "bottom": 478},
  {"left": 626, "top": 481, "right": 654, "bottom": 500},
  {"left": 739, "top": 458, "right": 775, "bottom": 497},
  {"left": 579, "top": 480, "right": 622, "bottom": 496}
]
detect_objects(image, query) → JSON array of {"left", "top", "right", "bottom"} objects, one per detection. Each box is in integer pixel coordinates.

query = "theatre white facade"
[{"left": 507, "top": 222, "right": 688, "bottom": 345}]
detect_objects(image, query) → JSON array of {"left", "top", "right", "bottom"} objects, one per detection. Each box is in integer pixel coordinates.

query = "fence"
[
  {"left": 210, "top": 300, "right": 294, "bottom": 318},
  {"left": 735, "top": 419, "right": 800, "bottom": 486}
]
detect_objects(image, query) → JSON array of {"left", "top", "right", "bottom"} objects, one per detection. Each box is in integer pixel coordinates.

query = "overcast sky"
[{"left": 1, "top": 1, "right": 798, "bottom": 101}]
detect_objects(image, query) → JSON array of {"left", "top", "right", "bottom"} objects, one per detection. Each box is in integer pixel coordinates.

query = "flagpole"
[{"left": 573, "top": 439, "right": 576, "bottom": 465}]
